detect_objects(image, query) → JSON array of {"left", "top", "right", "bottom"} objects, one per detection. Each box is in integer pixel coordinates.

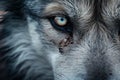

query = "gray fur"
[{"left": 0, "top": 0, "right": 120, "bottom": 80}]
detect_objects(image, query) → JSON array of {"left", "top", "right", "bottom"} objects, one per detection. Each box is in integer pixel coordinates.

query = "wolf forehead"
[{"left": 24, "top": 0, "right": 120, "bottom": 19}]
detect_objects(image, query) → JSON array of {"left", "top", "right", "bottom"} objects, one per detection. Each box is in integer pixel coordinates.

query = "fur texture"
[{"left": 0, "top": 0, "right": 120, "bottom": 80}]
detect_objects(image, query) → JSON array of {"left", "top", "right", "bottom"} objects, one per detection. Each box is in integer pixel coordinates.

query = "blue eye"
[
  {"left": 48, "top": 16, "right": 73, "bottom": 34},
  {"left": 54, "top": 16, "right": 67, "bottom": 26}
]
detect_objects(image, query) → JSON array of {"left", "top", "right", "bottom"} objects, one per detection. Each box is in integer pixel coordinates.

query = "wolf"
[{"left": 0, "top": 0, "right": 120, "bottom": 80}]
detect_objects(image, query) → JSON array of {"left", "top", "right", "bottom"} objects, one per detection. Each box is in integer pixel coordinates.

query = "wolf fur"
[{"left": 0, "top": 0, "right": 120, "bottom": 80}]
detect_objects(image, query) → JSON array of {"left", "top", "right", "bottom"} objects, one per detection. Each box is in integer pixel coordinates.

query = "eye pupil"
[{"left": 61, "top": 18, "right": 64, "bottom": 21}]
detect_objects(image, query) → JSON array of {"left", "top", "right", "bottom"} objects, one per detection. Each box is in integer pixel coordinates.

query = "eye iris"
[{"left": 54, "top": 16, "right": 67, "bottom": 26}]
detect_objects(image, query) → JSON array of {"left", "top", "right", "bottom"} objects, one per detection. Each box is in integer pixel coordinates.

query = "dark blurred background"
[{"left": 0, "top": 1, "right": 8, "bottom": 80}]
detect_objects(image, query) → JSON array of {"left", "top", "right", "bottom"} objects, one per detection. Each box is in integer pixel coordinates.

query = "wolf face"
[{"left": 0, "top": 0, "right": 120, "bottom": 80}]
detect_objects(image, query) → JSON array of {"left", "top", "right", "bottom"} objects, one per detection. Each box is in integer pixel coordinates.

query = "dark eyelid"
[
  {"left": 46, "top": 14, "right": 69, "bottom": 20},
  {"left": 41, "top": 11, "right": 68, "bottom": 19}
]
